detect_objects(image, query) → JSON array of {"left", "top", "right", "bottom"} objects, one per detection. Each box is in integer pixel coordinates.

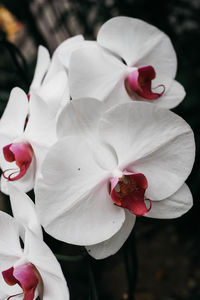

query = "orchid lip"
[
  {"left": 2, "top": 264, "right": 40, "bottom": 300},
  {"left": 3, "top": 142, "right": 33, "bottom": 181},
  {"left": 110, "top": 170, "right": 151, "bottom": 216},
  {"left": 125, "top": 65, "right": 165, "bottom": 101}
]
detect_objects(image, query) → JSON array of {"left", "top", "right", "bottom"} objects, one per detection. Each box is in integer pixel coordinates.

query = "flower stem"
[
  {"left": 123, "top": 231, "right": 138, "bottom": 300},
  {"left": 88, "top": 257, "right": 99, "bottom": 300},
  {"left": 55, "top": 253, "right": 85, "bottom": 262}
]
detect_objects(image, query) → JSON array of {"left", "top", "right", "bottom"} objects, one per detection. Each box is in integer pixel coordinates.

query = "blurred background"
[{"left": 0, "top": 0, "right": 200, "bottom": 299}]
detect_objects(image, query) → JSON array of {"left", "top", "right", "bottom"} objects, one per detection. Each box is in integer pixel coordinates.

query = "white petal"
[
  {"left": 24, "top": 229, "right": 69, "bottom": 300},
  {"left": 44, "top": 35, "right": 84, "bottom": 83},
  {"left": 57, "top": 98, "right": 103, "bottom": 139},
  {"left": 145, "top": 183, "right": 193, "bottom": 218},
  {"left": 0, "top": 289, "right": 9, "bottom": 299},
  {"left": 97, "top": 16, "right": 177, "bottom": 87},
  {"left": 100, "top": 102, "right": 195, "bottom": 200},
  {"left": 104, "top": 80, "right": 131, "bottom": 110},
  {"left": 132, "top": 134, "right": 194, "bottom": 200},
  {"left": 30, "top": 142, "right": 49, "bottom": 182},
  {"left": 8, "top": 183, "right": 43, "bottom": 239},
  {"left": 69, "top": 44, "right": 126, "bottom": 101},
  {"left": 86, "top": 210, "right": 136, "bottom": 259},
  {"left": 0, "top": 133, "right": 16, "bottom": 171},
  {"left": 0, "top": 87, "right": 28, "bottom": 136},
  {"left": 154, "top": 80, "right": 186, "bottom": 109},
  {"left": 39, "top": 271, "right": 69, "bottom": 300},
  {"left": 56, "top": 35, "right": 86, "bottom": 69},
  {"left": 37, "top": 70, "right": 69, "bottom": 111},
  {"left": 30, "top": 46, "right": 50, "bottom": 92},
  {"left": 35, "top": 136, "right": 125, "bottom": 245},
  {"left": 0, "top": 211, "right": 22, "bottom": 257},
  {"left": 25, "top": 94, "right": 57, "bottom": 145}
]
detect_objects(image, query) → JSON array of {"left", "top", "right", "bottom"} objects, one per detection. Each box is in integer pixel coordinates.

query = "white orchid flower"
[
  {"left": 0, "top": 87, "right": 58, "bottom": 194},
  {"left": 0, "top": 211, "right": 69, "bottom": 300},
  {"left": 69, "top": 17, "right": 185, "bottom": 109},
  {"left": 35, "top": 99, "right": 195, "bottom": 259}
]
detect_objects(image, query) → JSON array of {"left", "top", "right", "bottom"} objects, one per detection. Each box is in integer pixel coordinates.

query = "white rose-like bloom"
[
  {"left": 69, "top": 17, "right": 185, "bottom": 109},
  {"left": 35, "top": 99, "right": 195, "bottom": 259},
  {"left": 0, "top": 211, "right": 69, "bottom": 300}
]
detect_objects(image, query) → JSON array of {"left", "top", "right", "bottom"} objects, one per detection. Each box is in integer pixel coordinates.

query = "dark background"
[{"left": 0, "top": 0, "right": 200, "bottom": 299}]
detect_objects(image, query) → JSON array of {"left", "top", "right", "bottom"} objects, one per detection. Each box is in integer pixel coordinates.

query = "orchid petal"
[
  {"left": 37, "top": 70, "right": 70, "bottom": 109},
  {"left": 56, "top": 35, "right": 86, "bottom": 70},
  {"left": 97, "top": 16, "right": 177, "bottom": 86},
  {"left": 86, "top": 210, "right": 136, "bottom": 259},
  {"left": 103, "top": 80, "right": 131, "bottom": 109},
  {"left": 154, "top": 80, "right": 186, "bottom": 109},
  {"left": 69, "top": 44, "right": 126, "bottom": 100},
  {"left": 0, "top": 88, "right": 29, "bottom": 136},
  {"left": 30, "top": 46, "right": 50, "bottom": 92},
  {"left": 35, "top": 136, "right": 125, "bottom": 245},
  {"left": 58, "top": 40, "right": 97, "bottom": 71},
  {"left": 8, "top": 184, "right": 43, "bottom": 240},
  {"left": 100, "top": 102, "right": 195, "bottom": 200},
  {"left": 132, "top": 135, "right": 194, "bottom": 200},
  {"left": 25, "top": 94, "right": 57, "bottom": 145},
  {"left": 43, "top": 35, "right": 84, "bottom": 83},
  {"left": 57, "top": 98, "right": 103, "bottom": 139},
  {"left": 0, "top": 289, "right": 10, "bottom": 299},
  {"left": 0, "top": 211, "right": 22, "bottom": 258},
  {"left": 145, "top": 183, "right": 193, "bottom": 219},
  {"left": 24, "top": 229, "right": 69, "bottom": 300}
]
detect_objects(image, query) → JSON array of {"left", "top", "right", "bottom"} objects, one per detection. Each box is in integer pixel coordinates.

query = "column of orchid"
[{"left": 0, "top": 17, "right": 195, "bottom": 299}]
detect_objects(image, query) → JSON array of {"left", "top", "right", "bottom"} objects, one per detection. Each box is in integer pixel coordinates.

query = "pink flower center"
[
  {"left": 2, "top": 264, "right": 40, "bottom": 300},
  {"left": 3, "top": 142, "right": 33, "bottom": 181},
  {"left": 110, "top": 171, "right": 151, "bottom": 216},
  {"left": 125, "top": 65, "right": 165, "bottom": 100}
]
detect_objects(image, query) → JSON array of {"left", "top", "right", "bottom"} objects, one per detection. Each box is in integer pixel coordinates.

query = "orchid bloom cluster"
[{"left": 0, "top": 16, "right": 195, "bottom": 299}]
